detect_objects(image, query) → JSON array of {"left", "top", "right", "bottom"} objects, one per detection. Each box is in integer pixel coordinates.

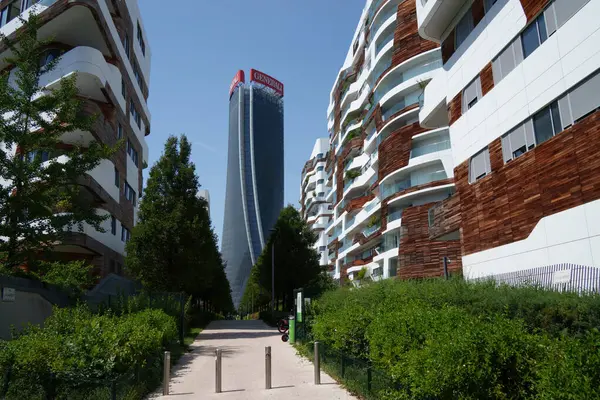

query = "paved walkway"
[{"left": 149, "top": 320, "right": 357, "bottom": 399}]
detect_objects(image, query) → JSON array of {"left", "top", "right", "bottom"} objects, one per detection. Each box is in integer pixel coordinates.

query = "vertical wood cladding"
[
  {"left": 480, "top": 62, "right": 495, "bottom": 96},
  {"left": 344, "top": 194, "right": 375, "bottom": 214},
  {"left": 398, "top": 204, "right": 463, "bottom": 279},
  {"left": 392, "top": 1, "right": 439, "bottom": 67},
  {"left": 378, "top": 122, "right": 428, "bottom": 180},
  {"left": 456, "top": 109, "right": 600, "bottom": 256},
  {"left": 448, "top": 92, "right": 462, "bottom": 125},
  {"left": 472, "top": 0, "right": 485, "bottom": 26},
  {"left": 519, "top": 0, "right": 552, "bottom": 22},
  {"left": 428, "top": 193, "right": 462, "bottom": 240},
  {"left": 441, "top": 30, "right": 455, "bottom": 64}
]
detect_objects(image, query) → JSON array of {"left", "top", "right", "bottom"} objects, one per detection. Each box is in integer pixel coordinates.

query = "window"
[
  {"left": 484, "top": 0, "right": 497, "bottom": 12},
  {"left": 124, "top": 181, "right": 136, "bottom": 206},
  {"left": 124, "top": 33, "right": 130, "bottom": 59},
  {"left": 117, "top": 123, "right": 123, "bottom": 140},
  {"left": 121, "top": 226, "right": 131, "bottom": 243},
  {"left": 121, "top": 80, "right": 126, "bottom": 98},
  {"left": 318, "top": 192, "right": 325, "bottom": 197},
  {"left": 533, "top": 102, "right": 561, "bottom": 145},
  {"left": 127, "top": 139, "right": 139, "bottom": 166},
  {"left": 27, "top": 150, "right": 49, "bottom": 163},
  {"left": 469, "top": 147, "right": 491, "bottom": 183},
  {"left": 114, "top": 167, "right": 120, "bottom": 188},
  {"left": 5, "top": 0, "right": 20, "bottom": 25},
  {"left": 428, "top": 207, "right": 435, "bottom": 227},
  {"left": 111, "top": 215, "right": 116, "bottom": 235},
  {"left": 522, "top": 13, "right": 547, "bottom": 58},
  {"left": 137, "top": 22, "right": 146, "bottom": 56},
  {"left": 545, "top": 0, "right": 589, "bottom": 37},
  {"left": 39, "top": 48, "right": 62, "bottom": 68},
  {"left": 133, "top": 61, "right": 143, "bottom": 89},
  {"left": 317, "top": 166, "right": 324, "bottom": 171},
  {"left": 109, "top": 259, "right": 116, "bottom": 274},
  {"left": 455, "top": 10, "right": 474, "bottom": 48},
  {"left": 462, "top": 77, "right": 482, "bottom": 113},
  {"left": 501, "top": 120, "right": 536, "bottom": 162},
  {"left": 319, "top": 246, "right": 326, "bottom": 251},
  {"left": 317, "top": 179, "right": 324, "bottom": 184},
  {"left": 130, "top": 99, "right": 141, "bottom": 129},
  {"left": 558, "top": 70, "right": 600, "bottom": 127},
  {"left": 492, "top": 36, "right": 524, "bottom": 83}
]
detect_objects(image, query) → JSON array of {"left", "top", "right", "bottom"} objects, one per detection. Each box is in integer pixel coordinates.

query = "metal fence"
[{"left": 470, "top": 263, "right": 600, "bottom": 294}]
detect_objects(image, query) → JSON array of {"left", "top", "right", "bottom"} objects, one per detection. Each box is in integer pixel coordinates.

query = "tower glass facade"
[{"left": 221, "top": 72, "right": 284, "bottom": 308}]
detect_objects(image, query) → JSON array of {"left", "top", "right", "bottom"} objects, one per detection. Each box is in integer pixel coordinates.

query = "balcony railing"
[
  {"left": 365, "top": 197, "right": 380, "bottom": 213},
  {"left": 346, "top": 215, "right": 357, "bottom": 229},
  {"left": 375, "top": 30, "right": 395, "bottom": 56},
  {"left": 362, "top": 223, "right": 381, "bottom": 238},
  {"left": 381, "top": 178, "right": 411, "bottom": 198},
  {"left": 370, "top": 7, "right": 397, "bottom": 41},
  {"left": 339, "top": 240, "right": 352, "bottom": 253},
  {"left": 387, "top": 209, "right": 403, "bottom": 223},
  {"left": 410, "top": 139, "right": 451, "bottom": 158}
]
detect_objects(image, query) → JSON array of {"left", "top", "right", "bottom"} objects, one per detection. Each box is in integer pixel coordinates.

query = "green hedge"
[
  {"left": 0, "top": 306, "right": 177, "bottom": 399},
  {"left": 307, "top": 279, "right": 600, "bottom": 399}
]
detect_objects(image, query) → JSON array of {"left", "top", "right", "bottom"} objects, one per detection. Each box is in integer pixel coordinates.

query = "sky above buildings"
[{"left": 139, "top": 1, "right": 364, "bottom": 244}]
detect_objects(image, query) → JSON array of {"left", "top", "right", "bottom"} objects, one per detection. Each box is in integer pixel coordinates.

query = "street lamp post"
[{"left": 270, "top": 228, "right": 276, "bottom": 315}]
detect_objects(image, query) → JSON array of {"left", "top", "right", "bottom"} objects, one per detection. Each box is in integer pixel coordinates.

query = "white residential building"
[
  {"left": 322, "top": 0, "right": 461, "bottom": 284},
  {"left": 0, "top": 0, "right": 151, "bottom": 277},
  {"left": 417, "top": 0, "right": 600, "bottom": 288},
  {"left": 301, "top": 138, "right": 332, "bottom": 270}
]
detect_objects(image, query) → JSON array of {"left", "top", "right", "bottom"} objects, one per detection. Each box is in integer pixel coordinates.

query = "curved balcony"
[
  {"left": 419, "top": 70, "right": 449, "bottom": 128},
  {"left": 417, "top": 0, "right": 470, "bottom": 43},
  {"left": 39, "top": 46, "right": 125, "bottom": 112}
]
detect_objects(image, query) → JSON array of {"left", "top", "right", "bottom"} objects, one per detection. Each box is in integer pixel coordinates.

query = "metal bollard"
[
  {"left": 314, "top": 342, "right": 321, "bottom": 385},
  {"left": 163, "top": 351, "right": 171, "bottom": 395},
  {"left": 215, "top": 349, "right": 222, "bottom": 393},
  {"left": 265, "top": 346, "right": 272, "bottom": 389}
]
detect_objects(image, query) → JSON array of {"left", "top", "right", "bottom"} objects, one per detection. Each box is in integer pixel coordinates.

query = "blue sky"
[{"left": 139, "top": 1, "right": 364, "bottom": 243}]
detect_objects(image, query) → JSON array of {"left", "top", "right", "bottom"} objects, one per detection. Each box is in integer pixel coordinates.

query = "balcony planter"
[
  {"left": 345, "top": 169, "right": 361, "bottom": 181},
  {"left": 367, "top": 214, "right": 381, "bottom": 228}
]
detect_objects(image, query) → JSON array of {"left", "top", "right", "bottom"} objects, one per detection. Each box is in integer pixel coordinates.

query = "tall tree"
[
  {"left": 0, "top": 15, "right": 114, "bottom": 272},
  {"left": 247, "top": 205, "right": 326, "bottom": 311},
  {"left": 126, "top": 135, "right": 232, "bottom": 313}
]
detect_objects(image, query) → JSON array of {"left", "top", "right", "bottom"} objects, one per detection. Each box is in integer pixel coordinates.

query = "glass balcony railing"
[
  {"left": 362, "top": 224, "right": 381, "bottom": 238},
  {"left": 375, "top": 30, "right": 395, "bottom": 56},
  {"left": 410, "top": 139, "right": 451, "bottom": 158},
  {"left": 387, "top": 209, "right": 403, "bottom": 223},
  {"left": 365, "top": 197, "right": 380, "bottom": 213},
  {"left": 346, "top": 215, "right": 357, "bottom": 229},
  {"left": 370, "top": 7, "right": 397, "bottom": 40},
  {"left": 339, "top": 240, "right": 352, "bottom": 253},
  {"left": 381, "top": 178, "right": 411, "bottom": 198}
]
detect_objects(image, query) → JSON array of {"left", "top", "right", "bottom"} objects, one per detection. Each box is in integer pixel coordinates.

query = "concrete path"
[{"left": 150, "top": 320, "right": 357, "bottom": 400}]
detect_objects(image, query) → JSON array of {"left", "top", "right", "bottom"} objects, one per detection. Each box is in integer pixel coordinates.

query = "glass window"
[
  {"left": 6, "top": 0, "right": 20, "bottom": 24},
  {"left": 40, "top": 48, "right": 62, "bottom": 68},
  {"left": 492, "top": 36, "right": 524, "bottom": 83},
  {"left": 317, "top": 179, "right": 324, "bottom": 184},
  {"left": 484, "top": 0, "right": 497, "bottom": 12},
  {"left": 522, "top": 14, "right": 548, "bottom": 59},
  {"left": 124, "top": 33, "right": 130, "bottom": 59},
  {"left": 533, "top": 102, "right": 561, "bottom": 145},
  {"left": 111, "top": 216, "right": 116, "bottom": 235},
  {"left": 121, "top": 80, "right": 126, "bottom": 98},
  {"left": 455, "top": 10, "right": 474, "bottom": 48},
  {"left": 114, "top": 167, "right": 119, "bottom": 188},
  {"left": 117, "top": 123, "right": 123, "bottom": 139},
  {"left": 501, "top": 120, "right": 536, "bottom": 162},
  {"left": 553, "top": 0, "right": 589, "bottom": 32},
  {"left": 121, "top": 226, "right": 130, "bottom": 242},
  {"left": 562, "top": 70, "right": 600, "bottom": 126},
  {"left": 137, "top": 21, "right": 146, "bottom": 56},
  {"left": 462, "top": 77, "right": 482, "bottom": 113},
  {"left": 469, "top": 147, "right": 491, "bottom": 183}
]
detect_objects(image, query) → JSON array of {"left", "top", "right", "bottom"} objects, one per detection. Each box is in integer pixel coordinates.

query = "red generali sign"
[
  {"left": 250, "top": 69, "right": 284, "bottom": 97},
  {"left": 229, "top": 70, "right": 245, "bottom": 98}
]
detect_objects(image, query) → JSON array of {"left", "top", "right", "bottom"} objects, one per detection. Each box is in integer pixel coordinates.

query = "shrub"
[
  {"left": 0, "top": 305, "right": 177, "bottom": 399},
  {"left": 306, "top": 278, "right": 600, "bottom": 399}
]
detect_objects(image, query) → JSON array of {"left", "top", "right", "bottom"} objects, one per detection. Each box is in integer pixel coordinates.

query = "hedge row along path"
[{"left": 149, "top": 320, "right": 356, "bottom": 399}]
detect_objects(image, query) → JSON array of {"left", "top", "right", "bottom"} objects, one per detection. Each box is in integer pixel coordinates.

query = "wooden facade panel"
[
  {"left": 428, "top": 193, "right": 462, "bottom": 240},
  {"left": 472, "top": 0, "right": 485, "bottom": 26},
  {"left": 378, "top": 122, "right": 427, "bottom": 180},
  {"left": 519, "top": 0, "right": 552, "bottom": 22},
  {"left": 456, "top": 109, "right": 600, "bottom": 256},
  {"left": 398, "top": 204, "right": 463, "bottom": 279},
  {"left": 480, "top": 62, "right": 495, "bottom": 96},
  {"left": 448, "top": 92, "right": 462, "bottom": 125},
  {"left": 392, "top": 1, "right": 438, "bottom": 68},
  {"left": 441, "top": 30, "right": 455, "bottom": 64}
]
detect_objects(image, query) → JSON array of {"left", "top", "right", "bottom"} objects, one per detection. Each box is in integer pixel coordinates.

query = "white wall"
[{"left": 464, "top": 199, "right": 600, "bottom": 278}]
